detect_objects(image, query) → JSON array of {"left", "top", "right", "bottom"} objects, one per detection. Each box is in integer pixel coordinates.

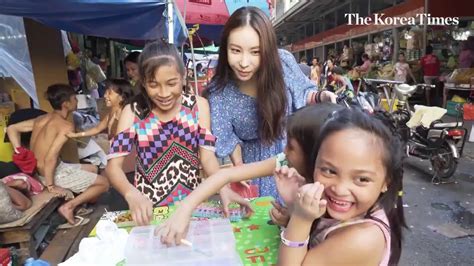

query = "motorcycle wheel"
[{"left": 430, "top": 144, "right": 457, "bottom": 180}]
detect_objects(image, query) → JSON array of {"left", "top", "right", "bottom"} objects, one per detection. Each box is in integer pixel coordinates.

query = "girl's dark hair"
[
  {"left": 286, "top": 103, "right": 343, "bottom": 179},
  {"left": 105, "top": 78, "right": 134, "bottom": 108},
  {"left": 132, "top": 41, "right": 185, "bottom": 118},
  {"left": 310, "top": 109, "right": 407, "bottom": 265},
  {"left": 211, "top": 6, "right": 287, "bottom": 144},
  {"left": 124, "top": 51, "right": 141, "bottom": 64}
]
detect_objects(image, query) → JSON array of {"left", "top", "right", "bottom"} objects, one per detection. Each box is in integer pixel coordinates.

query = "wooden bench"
[
  {"left": 40, "top": 205, "right": 105, "bottom": 265},
  {"left": 0, "top": 190, "right": 104, "bottom": 265},
  {"left": 0, "top": 192, "right": 60, "bottom": 263}
]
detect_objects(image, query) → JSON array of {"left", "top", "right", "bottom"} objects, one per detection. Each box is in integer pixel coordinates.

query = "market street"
[{"left": 400, "top": 148, "right": 474, "bottom": 265}]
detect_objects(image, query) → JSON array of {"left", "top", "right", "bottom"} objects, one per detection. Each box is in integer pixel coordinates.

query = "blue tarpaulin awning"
[{"left": 0, "top": 0, "right": 187, "bottom": 44}]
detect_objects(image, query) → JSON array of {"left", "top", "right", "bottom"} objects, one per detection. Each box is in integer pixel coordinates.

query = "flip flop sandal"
[
  {"left": 75, "top": 207, "right": 94, "bottom": 217},
  {"left": 57, "top": 215, "right": 90, "bottom": 230}
]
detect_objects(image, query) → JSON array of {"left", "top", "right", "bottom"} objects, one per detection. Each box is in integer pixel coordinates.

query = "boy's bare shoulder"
[
  {"left": 57, "top": 119, "right": 74, "bottom": 133},
  {"left": 42, "top": 113, "right": 74, "bottom": 133}
]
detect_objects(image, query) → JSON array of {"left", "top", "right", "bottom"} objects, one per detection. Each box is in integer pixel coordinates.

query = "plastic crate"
[
  {"left": 463, "top": 103, "right": 474, "bottom": 120},
  {"left": 446, "top": 101, "right": 462, "bottom": 117}
]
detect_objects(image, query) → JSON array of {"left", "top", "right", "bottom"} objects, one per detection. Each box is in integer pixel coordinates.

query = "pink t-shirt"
[
  {"left": 309, "top": 209, "right": 391, "bottom": 266},
  {"left": 394, "top": 62, "right": 410, "bottom": 82}
]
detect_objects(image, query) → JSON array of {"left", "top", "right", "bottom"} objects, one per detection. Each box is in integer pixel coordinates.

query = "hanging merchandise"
[
  {"left": 66, "top": 51, "right": 82, "bottom": 88},
  {"left": 84, "top": 58, "right": 106, "bottom": 98},
  {"left": 85, "top": 59, "right": 106, "bottom": 84},
  {"left": 406, "top": 27, "right": 423, "bottom": 61},
  {"left": 341, "top": 45, "right": 353, "bottom": 67}
]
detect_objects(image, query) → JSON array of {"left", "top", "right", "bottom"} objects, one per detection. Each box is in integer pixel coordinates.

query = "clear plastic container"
[{"left": 125, "top": 219, "right": 242, "bottom": 266}]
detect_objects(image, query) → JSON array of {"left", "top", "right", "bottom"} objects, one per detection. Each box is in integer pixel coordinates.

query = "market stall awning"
[
  {"left": 0, "top": 0, "right": 188, "bottom": 44},
  {"left": 175, "top": 0, "right": 271, "bottom": 44}
]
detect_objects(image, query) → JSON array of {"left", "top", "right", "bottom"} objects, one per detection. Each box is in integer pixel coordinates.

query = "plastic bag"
[{"left": 85, "top": 59, "right": 106, "bottom": 83}]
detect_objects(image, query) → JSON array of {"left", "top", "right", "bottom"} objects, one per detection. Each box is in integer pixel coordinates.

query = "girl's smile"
[
  {"left": 325, "top": 193, "right": 354, "bottom": 213},
  {"left": 144, "top": 64, "right": 183, "bottom": 118},
  {"left": 314, "top": 128, "right": 388, "bottom": 221}
]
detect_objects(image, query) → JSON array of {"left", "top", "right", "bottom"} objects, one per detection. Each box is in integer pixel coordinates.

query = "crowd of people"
[
  {"left": 0, "top": 6, "right": 410, "bottom": 266},
  {"left": 298, "top": 37, "right": 474, "bottom": 108}
]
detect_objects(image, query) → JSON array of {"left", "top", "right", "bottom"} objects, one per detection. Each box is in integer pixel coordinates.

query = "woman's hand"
[
  {"left": 320, "top": 91, "right": 337, "bottom": 103},
  {"left": 291, "top": 182, "right": 327, "bottom": 222},
  {"left": 219, "top": 185, "right": 254, "bottom": 218},
  {"left": 124, "top": 188, "right": 153, "bottom": 226},
  {"left": 269, "top": 201, "right": 290, "bottom": 227},
  {"left": 274, "top": 166, "right": 306, "bottom": 206},
  {"left": 156, "top": 204, "right": 193, "bottom": 246}
]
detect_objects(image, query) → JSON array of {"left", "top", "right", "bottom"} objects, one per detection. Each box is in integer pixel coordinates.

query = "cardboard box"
[
  {"left": 0, "top": 78, "right": 31, "bottom": 110},
  {"left": 0, "top": 102, "right": 15, "bottom": 125},
  {"left": 0, "top": 109, "right": 13, "bottom": 162}
]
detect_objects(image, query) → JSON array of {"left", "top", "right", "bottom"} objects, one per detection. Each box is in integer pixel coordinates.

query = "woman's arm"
[
  {"left": 158, "top": 158, "right": 275, "bottom": 245},
  {"left": 197, "top": 96, "right": 223, "bottom": 177},
  {"left": 197, "top": 96, "right": 253, "bottom": 215},
  {"left": 68, "top": 112, "right": 109, "bottom": 138},
  {"left": 184, "top": 158, "right": 275, "bottom": 211},
  {"left": 229, "top": 144, "right": 243, "bottom": 166}
]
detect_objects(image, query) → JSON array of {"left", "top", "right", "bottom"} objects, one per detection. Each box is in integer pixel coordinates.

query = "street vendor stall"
[{"left": 59, "top": 197, "right": 280, "bottom": 266}]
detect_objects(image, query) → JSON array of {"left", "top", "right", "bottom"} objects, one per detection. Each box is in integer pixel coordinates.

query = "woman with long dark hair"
[{"left": 207, "top": 7, "right": 335, "bottom": 199}]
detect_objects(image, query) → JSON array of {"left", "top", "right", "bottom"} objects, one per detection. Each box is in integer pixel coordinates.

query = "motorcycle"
[{"left": 390, "top": 83, "right": 468, "bottom": 182}]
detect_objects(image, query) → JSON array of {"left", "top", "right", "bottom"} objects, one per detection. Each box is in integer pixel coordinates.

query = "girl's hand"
[
  {"left": 156, "top": 205, "right": 193, "bottom": 246},
  {"left": 274, "top": 166, "right": 306, "bottom": 206},
  {"left": 219, "top": 185, "right": 254, "bottom": 218},
  {"left": 124, "top": 188, "right": 153, "bottom": 226},
  {"left": 66, "top": 132, "right": 78, "bottom": 138},
  {"left": 292, "top": 182, "right": 327, "bottom": 222},
  {"left": 269, "top": 201, "right": 290, "bottom": 227}
]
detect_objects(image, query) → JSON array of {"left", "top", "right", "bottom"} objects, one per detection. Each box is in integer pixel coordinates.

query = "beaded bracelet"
[{"left": 280, "top": 230, "right": 309, "bottom": 248}]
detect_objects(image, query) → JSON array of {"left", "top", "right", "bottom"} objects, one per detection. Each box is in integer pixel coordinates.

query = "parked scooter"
[{"left": 391, "top": 83, "right": 468, "bottom": 182}]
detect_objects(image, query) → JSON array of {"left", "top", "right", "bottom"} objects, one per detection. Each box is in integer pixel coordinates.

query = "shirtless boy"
[{"left": 7, "top": 84, "right": 109, "bottom": 225}]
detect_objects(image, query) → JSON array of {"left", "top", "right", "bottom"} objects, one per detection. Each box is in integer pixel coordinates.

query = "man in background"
[
  {"left": 298, "top": 57, "right": 311, "bottom": 79},
  {"left": 420, "top": 45, "right": 440, "bottom": 106},
  {"left": 7, "top": 84, "right": 109, "bottom": 226}
]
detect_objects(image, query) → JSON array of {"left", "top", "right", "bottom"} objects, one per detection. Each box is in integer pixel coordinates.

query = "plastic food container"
[{"left": 125, "top": 219, "right": 242, "bottom": 265}]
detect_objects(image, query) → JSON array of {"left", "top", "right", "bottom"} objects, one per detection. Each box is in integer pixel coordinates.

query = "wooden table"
[{"left": 0, "top": 197, "right": 60, "bottom": 263}]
